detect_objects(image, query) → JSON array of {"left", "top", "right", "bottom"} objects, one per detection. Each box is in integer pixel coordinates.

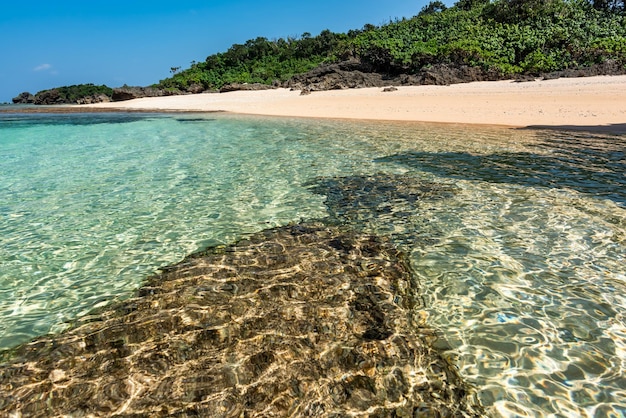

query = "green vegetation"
[
  {"left": 351, "top": 0, "right": 626, "bottom": 76},
  {"left": 25, "top": 0, "right": 625, "bottom": 99},
  {"left": 157, "top": 30, "right": 354, "bottom": 91},
  {"left": 38, "top": 84, "right": 114, "bottom": 102},
  {"left": 158, "top": 0, "right": 625, "bottom": 91}
]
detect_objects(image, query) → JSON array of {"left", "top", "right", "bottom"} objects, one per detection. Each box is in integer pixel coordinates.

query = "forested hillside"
[
  {"left": 156, "top": 0, "right": 626, "bottom": 92},
  {"left": 14, "top": 0, "right": 626, "bottom": 103}
]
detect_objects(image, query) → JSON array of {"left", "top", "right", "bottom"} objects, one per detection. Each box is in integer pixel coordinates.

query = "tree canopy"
[
  {"left": 156, "top": 0, "right": 625, "bottom": 91},
  {"left": 349, "top": 0, "right": 626, "bottom": 76}
]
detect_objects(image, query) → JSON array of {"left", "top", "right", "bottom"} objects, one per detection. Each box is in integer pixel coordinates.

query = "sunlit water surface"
[{"left": 0, "top": 112, "right": 624, "bottom": 417}]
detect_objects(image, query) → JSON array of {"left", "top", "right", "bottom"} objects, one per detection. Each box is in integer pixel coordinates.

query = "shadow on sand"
[
  {"left": 523, "top": 123, "right": 626, "bottom": 135},
  {"left": 375, "top": 130, "right": 625, "bottom": 207}
]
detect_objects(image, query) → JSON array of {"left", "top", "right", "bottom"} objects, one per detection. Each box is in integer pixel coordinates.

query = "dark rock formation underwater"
[{"left": 0, "top": 173, "right": 484, "bottom": 417}]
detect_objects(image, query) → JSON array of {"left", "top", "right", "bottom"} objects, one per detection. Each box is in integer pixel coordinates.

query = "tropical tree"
[
  {"left": 420, "top": 1, "right": 448, "bottom": 15},
  {"left": 591, "top": 0, "right": 624, "bottom": 11}
]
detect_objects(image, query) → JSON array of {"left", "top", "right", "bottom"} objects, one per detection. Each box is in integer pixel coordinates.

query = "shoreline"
[{"left": 6, "top": 75, "right": 626, "bottom": 132}]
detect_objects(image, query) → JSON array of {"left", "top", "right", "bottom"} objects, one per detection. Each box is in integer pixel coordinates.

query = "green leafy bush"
[
  {"left": 157, "top": 31, "right": 351, "bottom": 91},
  {"left": 156, "top": 0, "right": 626, "bottom": 90},
  {"left": 37, "top": 84, "right": 113, "bottom": 102}
]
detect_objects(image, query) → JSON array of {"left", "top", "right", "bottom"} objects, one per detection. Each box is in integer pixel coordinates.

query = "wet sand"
[{"left": 84, "top": 75, "right": 626, "bottom": 130}]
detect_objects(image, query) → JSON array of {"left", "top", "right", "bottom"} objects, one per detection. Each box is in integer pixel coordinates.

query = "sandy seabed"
[{"left": 85, "top": 75, "right": 626, "bottom": 131}]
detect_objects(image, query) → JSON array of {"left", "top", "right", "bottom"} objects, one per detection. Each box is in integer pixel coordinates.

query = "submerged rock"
[
  {"left": 0, "top": 223, "right": 482, "bottom": 417},
  {"left": 306, "top": 173, "right": 458, "bottom": 248},
  {"left": 308, "top": 173, "right": 455, "bottom": 216}
]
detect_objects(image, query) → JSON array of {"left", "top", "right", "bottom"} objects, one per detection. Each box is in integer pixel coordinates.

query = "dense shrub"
[
  {"left": 156, "top": 0, "right": 626, "bottom": 90},
  {"left": 37, "top": 84, "right": 114, "bottom": 102},
  {"left": 157, "top": 31, "right": 352, "bottom": 91},
  {"left": 349, "top": 0, "right": 626, "bottom": 76}
]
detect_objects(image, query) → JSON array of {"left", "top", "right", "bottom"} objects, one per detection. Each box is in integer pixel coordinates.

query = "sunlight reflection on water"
[{"left": 0, "top": 113, "right": 624, "bottom": 416}]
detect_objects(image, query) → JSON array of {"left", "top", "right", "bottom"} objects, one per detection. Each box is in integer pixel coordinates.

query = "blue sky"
[{"left": 0, "top": 1, "right": 452, "bottom": 103}]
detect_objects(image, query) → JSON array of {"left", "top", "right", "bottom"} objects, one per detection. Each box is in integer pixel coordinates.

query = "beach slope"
[{"left": 87, "top": 75, "right": 626, "bottom": 130}]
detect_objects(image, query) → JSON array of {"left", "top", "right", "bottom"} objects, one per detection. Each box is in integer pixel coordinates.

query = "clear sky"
[{"left": 0, "top": 1, "right": 453, "bottom": 103}]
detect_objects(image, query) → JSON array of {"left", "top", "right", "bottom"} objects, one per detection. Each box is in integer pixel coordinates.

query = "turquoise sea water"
[{"left": 0, "top": 112, "right": 625, "bottom": 417}]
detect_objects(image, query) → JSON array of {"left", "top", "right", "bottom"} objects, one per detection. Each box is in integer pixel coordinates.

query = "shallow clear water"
[{"left": 0, "top": 112, "right": 624, "bottom": 417}]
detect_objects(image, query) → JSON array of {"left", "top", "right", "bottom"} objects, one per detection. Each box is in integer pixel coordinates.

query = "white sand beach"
[{"left": 87, "top": 75, "right": 626, "bottom": 130}]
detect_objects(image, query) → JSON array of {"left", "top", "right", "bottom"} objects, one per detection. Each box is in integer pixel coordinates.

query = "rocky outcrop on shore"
[
  {"left": 285, "top": 60, "right": 502, "bottom": 92},
  {"left": 286, "top": 61, "right": 392, "bottom": 92},
  {"left": 12, "top": 86, "right": 182, "bottom": 105},
  {"left": 105, "top": 83, "right": 274, "bottom": 101},
  {"left": 286, "top": 59, "right": 626, "bottom": 93},
  {"left": 111, "top": 86, "right": 183, "bottom": 101},
  {"left": 11, "top": 92, "right": 35, "bottom": 104},
  {"left": 75, "top": 94, "right": 111, "bottom": 105},
  {"left": 12, "top": 89, "right": 112, "bottom": 105},
  {"left": 32, "top": 89, "right": 71, "bottom": 105},
  {"left": 541, "top": 59, "right": 626, "bottom": 80},
  {"left": 219, "top": 82, "right": 278, "bottom": 93}
]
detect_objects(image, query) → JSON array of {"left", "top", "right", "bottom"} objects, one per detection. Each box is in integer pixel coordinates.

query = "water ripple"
[{"left": 1, "top": 115, "right": 625, "bottom": 416}]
